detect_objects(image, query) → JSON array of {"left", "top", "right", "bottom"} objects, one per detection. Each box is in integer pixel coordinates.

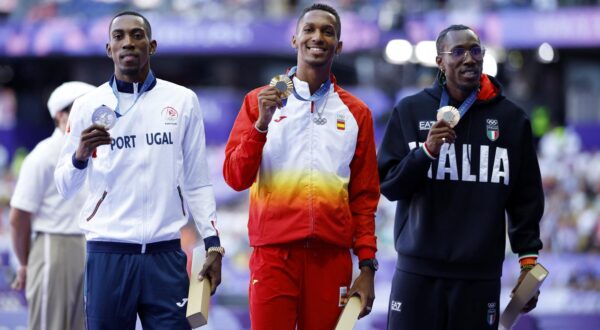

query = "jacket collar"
[
  {"left": 477, "top": 74, "right": 499, "bottom": 101},
  {"left": 109, "top": 75, "right": 157, "bottom": 94},
  {"left": 427, "top": 74, "right": 502, "bottom": 105}
]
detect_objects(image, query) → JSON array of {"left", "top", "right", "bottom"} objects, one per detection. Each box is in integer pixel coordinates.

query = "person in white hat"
[{"left": 9, "top": 81, "right": 95, "bottom": 330}]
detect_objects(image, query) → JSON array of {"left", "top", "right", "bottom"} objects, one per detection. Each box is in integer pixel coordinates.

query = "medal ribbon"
[
  {"left": 438, "top": 87, "right": 478, "bottom": 117},
  {"left": 110, "top": 70, "right": 156, "bottom": 118},
  {"left": 287, "top": 66, "right": 331, "bottom": 102}
]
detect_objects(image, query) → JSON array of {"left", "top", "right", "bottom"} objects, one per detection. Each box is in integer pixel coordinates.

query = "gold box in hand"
[
  {"left": 335, "top": 295, "right": 362, "bottom": 330},
  {"left": 499, "top": 263, "right": 549, "bottom": 330},
  {"left": 186, "top": 247, "right": 212, "bottom": 328},
  {"left": 186, "top": 277, "right": 211, "bottom": 328}
]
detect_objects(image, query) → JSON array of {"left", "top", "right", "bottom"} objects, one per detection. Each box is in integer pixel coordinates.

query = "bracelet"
[
  {"left": 422, "top": 144, "right": 438, "bottom": 160},
  {"left": 520, "top": 264, "right": 535, "bottom": 271},
  {"left": 254, "top": 122, "right": 268, "bottom": 134},
  {"left": 207, "top": 246, "right": 225, "bottom": 257}
]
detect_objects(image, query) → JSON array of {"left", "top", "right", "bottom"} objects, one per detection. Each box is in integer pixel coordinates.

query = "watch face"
[{"left": 361, "top": 258, "right": 378, "bottom": 271}]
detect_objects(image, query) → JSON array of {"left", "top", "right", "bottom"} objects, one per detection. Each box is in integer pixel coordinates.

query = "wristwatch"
[
  {"left": 207, "top": 246, "right": 225, "bottom": 257},
  {"left": 359, "top": 258, "right": 378, "bottom": 272}
]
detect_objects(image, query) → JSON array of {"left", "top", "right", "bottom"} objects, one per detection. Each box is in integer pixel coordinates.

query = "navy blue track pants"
[
  {"left": 84, "top": 239, "right": 191, "bottom": 330},
  {"left": 387, "top": 269, "right": 500, "bottom": 330}
]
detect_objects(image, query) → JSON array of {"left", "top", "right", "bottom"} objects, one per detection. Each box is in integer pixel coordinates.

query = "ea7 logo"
[
  {"left": 391, "top": 300, "right": 402, "bottom": 312},
  {"left": 419, "top": 121, "right": 437, "bottom": 131}
]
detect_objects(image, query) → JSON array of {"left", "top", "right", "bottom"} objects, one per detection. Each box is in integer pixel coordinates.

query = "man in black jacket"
[{"left": 378, "top": 25, "right": 544, "bottom": 329}]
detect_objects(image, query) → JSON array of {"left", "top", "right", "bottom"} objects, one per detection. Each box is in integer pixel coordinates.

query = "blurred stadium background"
[{"left": 1, "top": 0, "right": 599, "bottom": 329}]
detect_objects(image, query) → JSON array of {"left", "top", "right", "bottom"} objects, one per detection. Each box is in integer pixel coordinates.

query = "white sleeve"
[
  {"left": 181, "top": 90, "right": 219, "bottom": 241},
  {"left": 54, "top": 98, "right": 89, "bottom": 199},
  {"left": 10, "top": 148, "right": 49, "bottom": 213}
]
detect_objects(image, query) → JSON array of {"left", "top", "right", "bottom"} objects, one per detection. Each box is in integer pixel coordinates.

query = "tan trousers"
[{"left": 26, "top": 233, "right": 85, "bottom": 330}]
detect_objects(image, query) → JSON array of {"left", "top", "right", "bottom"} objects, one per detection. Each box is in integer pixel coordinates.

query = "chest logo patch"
[
  {"left": 336, "top": 114, "right": 346, "bottom": 130},
  {"left": 486, "top": 118, "right": 499, "bottom": 141},
  {"left": 162, "top": 107, "right": 178, "bottom": 125}
]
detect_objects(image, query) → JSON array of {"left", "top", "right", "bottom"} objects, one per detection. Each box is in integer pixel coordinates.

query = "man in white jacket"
[
  {"left": 54, "top": 11, "right": 223, "bottom": 329},
  {"left": 10, "top": 81, "right": 95, "bottom": 330}
]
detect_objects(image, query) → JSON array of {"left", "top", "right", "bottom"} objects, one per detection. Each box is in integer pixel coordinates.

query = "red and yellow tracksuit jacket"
[{"left": 223, "top": 75, "right": 379, "bottom": 261}]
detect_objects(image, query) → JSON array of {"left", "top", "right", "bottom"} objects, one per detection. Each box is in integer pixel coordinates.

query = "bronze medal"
[{"left": 436, "top": 106, "right": 460, "bottom": 128}]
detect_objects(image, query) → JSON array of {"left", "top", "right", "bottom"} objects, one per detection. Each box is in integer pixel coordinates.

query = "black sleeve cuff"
[
  {"left": 204, "top": 236, "right": 221, "bottom": 249},
  {"left": 72, "top": 152, "right": 89, "bottom": 170}
]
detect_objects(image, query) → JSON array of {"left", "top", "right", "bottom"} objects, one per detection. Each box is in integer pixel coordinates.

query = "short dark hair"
[
  {"left": 436, "top": 24, "right": 479, "bottom": 53},
  {"left": 297, "top": 3, "right": 341, "bottom": 39},
  {"left": 109, "top": 11, "right": 152, "bottom": 39}
]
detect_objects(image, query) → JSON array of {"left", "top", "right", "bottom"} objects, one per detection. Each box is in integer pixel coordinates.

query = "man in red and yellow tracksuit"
[{"left": 223, "top": 4, "right": 379, "bottom": 330}]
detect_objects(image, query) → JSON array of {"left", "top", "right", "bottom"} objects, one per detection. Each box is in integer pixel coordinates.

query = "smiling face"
[
  {"left": 106, "top": 15, "right": 156, "bottom": 83},
  {"left": 292, "top": 9, "right": 342, "bottom": 70},
  {"left": 436, "top": 29, "right": 483, "bottom": 99}
]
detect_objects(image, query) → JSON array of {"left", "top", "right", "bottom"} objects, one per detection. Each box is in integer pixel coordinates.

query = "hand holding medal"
[
  {"left": 255, "top": 75, "right": 292, "bottom": 131},
  {"left": 424, "top": 117, "right": 457, "bottom": 158},
  {"left": 427, "top": 87, "right": 478, "bottom": 154}
]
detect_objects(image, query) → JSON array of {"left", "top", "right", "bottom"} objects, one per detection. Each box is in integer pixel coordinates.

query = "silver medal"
[{"left": 92, "top": 105, "right": 117, "bottom": 129}]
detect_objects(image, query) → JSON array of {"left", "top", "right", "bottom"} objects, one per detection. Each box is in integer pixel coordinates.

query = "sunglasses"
[{"left": 439, "top": 46, "right": 485, "bottom": 61}]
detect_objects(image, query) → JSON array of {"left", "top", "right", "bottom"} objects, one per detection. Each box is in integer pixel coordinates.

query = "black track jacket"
[{"left": 378, "top": 75, "right": 544, "bottom": 279}]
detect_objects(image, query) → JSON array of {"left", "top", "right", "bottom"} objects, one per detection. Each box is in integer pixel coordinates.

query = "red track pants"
[{"left": 249, "top": 240, "right": 353, "bottom": 330}]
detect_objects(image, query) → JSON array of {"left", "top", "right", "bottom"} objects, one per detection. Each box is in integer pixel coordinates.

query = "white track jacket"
[{"left": 55, "top": 77, "right": 218, "bottom": 245}]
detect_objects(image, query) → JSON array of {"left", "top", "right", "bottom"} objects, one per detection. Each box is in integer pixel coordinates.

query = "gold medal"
[
  {"left": 269, "top": 75, "right": 293, "bottom": 99},
  {"left": 436, "top": 106, "right": 460, "bottom": 128}
]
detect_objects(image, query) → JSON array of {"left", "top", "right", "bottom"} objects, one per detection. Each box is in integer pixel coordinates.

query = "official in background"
[
  {"left": 224, "top": 3, "right": 379, "bottom": 329},
  {"left": 10, "top": 81, "right": 95, "bottom": 330},
  {"left": 54, "top": 11, "right": 223, "bottom": 329},
  {"left": 378, "top": 24, "right": 544, "bottom": 329}
]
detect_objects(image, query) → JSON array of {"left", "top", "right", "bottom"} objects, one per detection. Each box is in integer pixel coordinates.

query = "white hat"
[{"left": 47, "top": 81, "right": 96, "bottom": 118}]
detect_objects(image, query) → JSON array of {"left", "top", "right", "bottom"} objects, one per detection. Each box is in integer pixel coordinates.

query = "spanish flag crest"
[{"left": 336, "top": 114, "right": 345, "bottom": 130}]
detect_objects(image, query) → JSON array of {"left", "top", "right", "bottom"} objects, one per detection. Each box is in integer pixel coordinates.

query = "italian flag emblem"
[
  {"left": 486, "top": 119, "right": 499, "bottom": 141},
  {"left": 487, "top": 129, "right": 499, "bottom": 141}
]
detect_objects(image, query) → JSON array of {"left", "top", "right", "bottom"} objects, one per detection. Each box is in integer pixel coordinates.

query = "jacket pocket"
[
  {"left": 86, "top": 191, "right": 107, "bottom": 221},
  {"left": 177, "top": 185, "right": 186, "bottom": 216}
]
